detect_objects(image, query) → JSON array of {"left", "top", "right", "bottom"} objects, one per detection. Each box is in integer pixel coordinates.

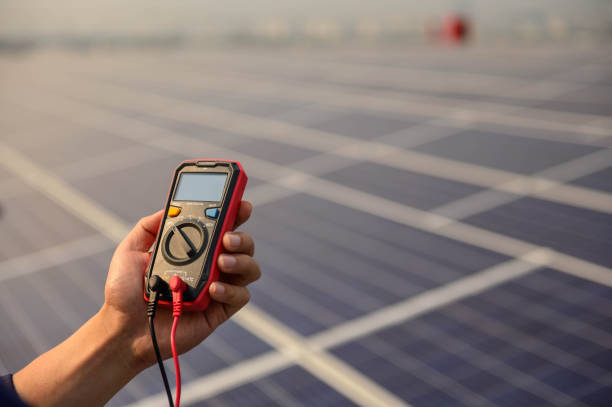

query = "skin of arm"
[{"left": 13, "top": 201, "right": 260, "bottom": 407}]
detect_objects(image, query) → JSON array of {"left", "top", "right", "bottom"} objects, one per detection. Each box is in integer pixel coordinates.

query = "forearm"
[{"left": 13, "top": 306, "right": 145, "bottom": 407}]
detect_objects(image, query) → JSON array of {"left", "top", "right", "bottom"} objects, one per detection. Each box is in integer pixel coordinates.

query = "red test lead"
[{"left": 169, "top": 276, "right": 187, "bottom": 407}]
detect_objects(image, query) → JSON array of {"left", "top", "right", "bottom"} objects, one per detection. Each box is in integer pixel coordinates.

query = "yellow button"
[{"left": 168, "top": 206, "right": 181, "bottom": 217}]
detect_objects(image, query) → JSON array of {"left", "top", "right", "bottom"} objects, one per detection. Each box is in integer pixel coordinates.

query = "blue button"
[{"left": 205, "top": 208, "right": 220, "bottom": 219}]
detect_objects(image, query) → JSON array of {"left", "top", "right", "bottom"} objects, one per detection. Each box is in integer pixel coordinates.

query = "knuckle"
[
  {"left": 241, "top": 256, "right": 260, "bottom": 281},
  {"left": 240, "top": 233, "right": 255, "bottom": 255},
  {"left": 253, "top": 262, "right": 262, "bottom": 281},
  {"left": 235, "top": 253, "right": 248, "bottom": 266},
  {"left": 239, "top": 232, "right": 251, "bottom": 244},
  {"left": 229, "top": 285, "right": 241, "bottom": 300},
  {"left": 227, "top": 283, "right": 236, "bottom": 296}
]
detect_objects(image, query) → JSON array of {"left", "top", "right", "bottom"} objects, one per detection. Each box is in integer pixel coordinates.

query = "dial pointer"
[{"left": 173, "top": 224, "right": 197, "bottom": 257}]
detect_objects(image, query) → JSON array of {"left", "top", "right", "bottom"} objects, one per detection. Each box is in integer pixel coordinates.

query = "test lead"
[{"left": 147, "top": 276, "right": 174, "bottom": 407}]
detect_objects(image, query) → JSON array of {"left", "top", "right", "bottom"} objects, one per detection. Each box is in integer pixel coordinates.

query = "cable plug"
[
  {"left": 169, "top": 276, "right": 187, "bottom": 317},
  {"left": 147, "top": 275, "right": 169, "bottom": 319}
]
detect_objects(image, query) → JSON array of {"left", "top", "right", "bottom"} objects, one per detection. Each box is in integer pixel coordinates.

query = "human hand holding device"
[
  {"left": 13, "top": 201, "right": 259, "bottom": 407},
  {"left": 108, "top": 201, "right": 259, "bottom": 366},
  {"left": 146, "top": 160, "right": 249, "bottom": 311}
]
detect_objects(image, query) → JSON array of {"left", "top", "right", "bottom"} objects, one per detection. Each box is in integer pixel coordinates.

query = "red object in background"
[{"left": 440, "top": 14, "right": 470, "bottom": 44}]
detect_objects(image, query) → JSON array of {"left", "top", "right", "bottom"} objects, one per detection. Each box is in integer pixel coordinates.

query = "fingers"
[
  {"left": 209, "top": 282, "right": 251, "bottom": 309},
  {"left": 121, "top": 210, "right": 164, "bottom": 252},
  {"left": 234, "top": 201, "right": 252, "bottom": 230},
  {"left": 223, "top": 232, "right": 254, "bottom": 256},
  {"left": 218, "top": 254, "right": 261, "bottom": 285}
]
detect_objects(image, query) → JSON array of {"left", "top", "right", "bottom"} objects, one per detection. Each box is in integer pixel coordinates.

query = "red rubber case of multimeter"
[{"left": 144, "top": 159, "right": 248, "bottom": 311}]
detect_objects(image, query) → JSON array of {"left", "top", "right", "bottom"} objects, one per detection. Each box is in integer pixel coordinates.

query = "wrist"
[
  {"left": 96, "top": 304, "right": 150, "bottom": 374},
  {"left": 14, "top": 307, "right": 147, "bottom": 407}
]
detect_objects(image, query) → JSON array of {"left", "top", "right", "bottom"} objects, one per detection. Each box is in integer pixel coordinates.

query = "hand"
[
  {"left": 13, "top": 203, "right": 259, "bottom": 407},
  {"left": 101, "top": 201, "right": 259, "bottom": 368}
]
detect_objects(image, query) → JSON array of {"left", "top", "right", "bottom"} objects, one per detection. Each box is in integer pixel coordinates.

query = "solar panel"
[
  {"left": 465, "top": 198, "right": 612, "bottom": 268},
  {"left": 571, "top": 167, "right": 612, "bottom": 193},
  {"left": 0, "top": 45, "right": 610, "bottom": 407},
  {"left": 331, "top": 269, "right": 612, "bottom": 406},
  {"left": 196, "top": 366, "right": 360, "bottom": 407}
]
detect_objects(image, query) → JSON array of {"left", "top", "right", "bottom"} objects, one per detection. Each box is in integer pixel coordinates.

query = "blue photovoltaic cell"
[
  {"left": 69, "top": 153, "right": 187, "bottom": 222},
  {"left": 0, "top": 189, "right": 97, "bottom": 260},
  {"left": 571, "top": 166, "right": 612, "bottom": 193},
  {"left": 0, "top": 249, "right": 117, "bottom": 373},
  {"left": 74, "top": 93, "right": 261, "bottom": 149},
  {"left": 106, "top": 77, "right": 310, "bottom": 118},
  {"left": 535, "top": 84, "right": 612, "bottom": 116},
  {"left": 0, "top": 300, "right": 39, "bottom": 374},
  {"left": 398, "top": 89, "right": 612, "bottom": 117},
  {"left": 121, "top": 110, "right": 255, "bottom": 147},
  {"left": 191, "top": 365, "right": 359, "bottom": 407},
  {"left": 309, "top": 112, "right": 420, "bottom": 139},
  {"left": 331, "top": 269, "right": 612, "bottom": 407},
  {"left": 0, "top": 114, "right": 144, "bottom": 170},
  {"left": 242, "top": 193, "right": 509, "bottom": 335},
  {"left": 464, "top": 197, "right": 612, "bottom": 268},
  {"left": 412, "top": 130, "right": 600, "bottom": 174},
  {"left": 153, "top": 82, "right": 310, "bottom": 117},
  {"left": 229, "top": 138, "right": 321, "bottom": 165},
  {"left": 200, "top": 93, "right": 309, "bottom": 117},
  {"left": 321, "top": 161, "right": 484, "bottom": 209}
]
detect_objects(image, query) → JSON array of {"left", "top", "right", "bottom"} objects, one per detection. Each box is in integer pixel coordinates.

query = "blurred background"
[
  {"left": 1, "top": 1, "right": 611, "bottom": 406},
  {"left": 2, "top": 0, "right": 612, "bottom": 46}
]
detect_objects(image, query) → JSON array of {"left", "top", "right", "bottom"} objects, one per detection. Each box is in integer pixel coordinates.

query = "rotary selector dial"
[{"left": 161, "top": 218, "right": 208, "bottom": 265}]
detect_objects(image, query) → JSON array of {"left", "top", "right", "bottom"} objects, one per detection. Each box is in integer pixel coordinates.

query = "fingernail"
[
  {"left": 220, "top": 254, "right": 236, "bottom": 269},
  {"left": 213, "top": 282, "right": 225, "bottom": 295},
  {"left": 227, "top": 233, "right": 241, "bottom": 249}
]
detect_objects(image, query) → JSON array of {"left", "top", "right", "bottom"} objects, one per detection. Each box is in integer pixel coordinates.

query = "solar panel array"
[{"left": 0, "top": 45, "right": 611, "bottom": 406}]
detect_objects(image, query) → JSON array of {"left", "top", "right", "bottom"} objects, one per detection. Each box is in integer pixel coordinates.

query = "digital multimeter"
[{"left": 144, "top": 160, "right": 248, "bottom": 311}]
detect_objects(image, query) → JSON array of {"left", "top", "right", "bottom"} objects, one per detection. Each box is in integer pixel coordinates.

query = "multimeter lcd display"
[{"left": 173, "top": 173, "right": 228, "bottom": 202}]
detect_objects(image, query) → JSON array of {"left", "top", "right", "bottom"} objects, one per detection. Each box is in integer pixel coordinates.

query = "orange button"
[{"left": 168, "top": 206, "right": 181, "bottom": 217}]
